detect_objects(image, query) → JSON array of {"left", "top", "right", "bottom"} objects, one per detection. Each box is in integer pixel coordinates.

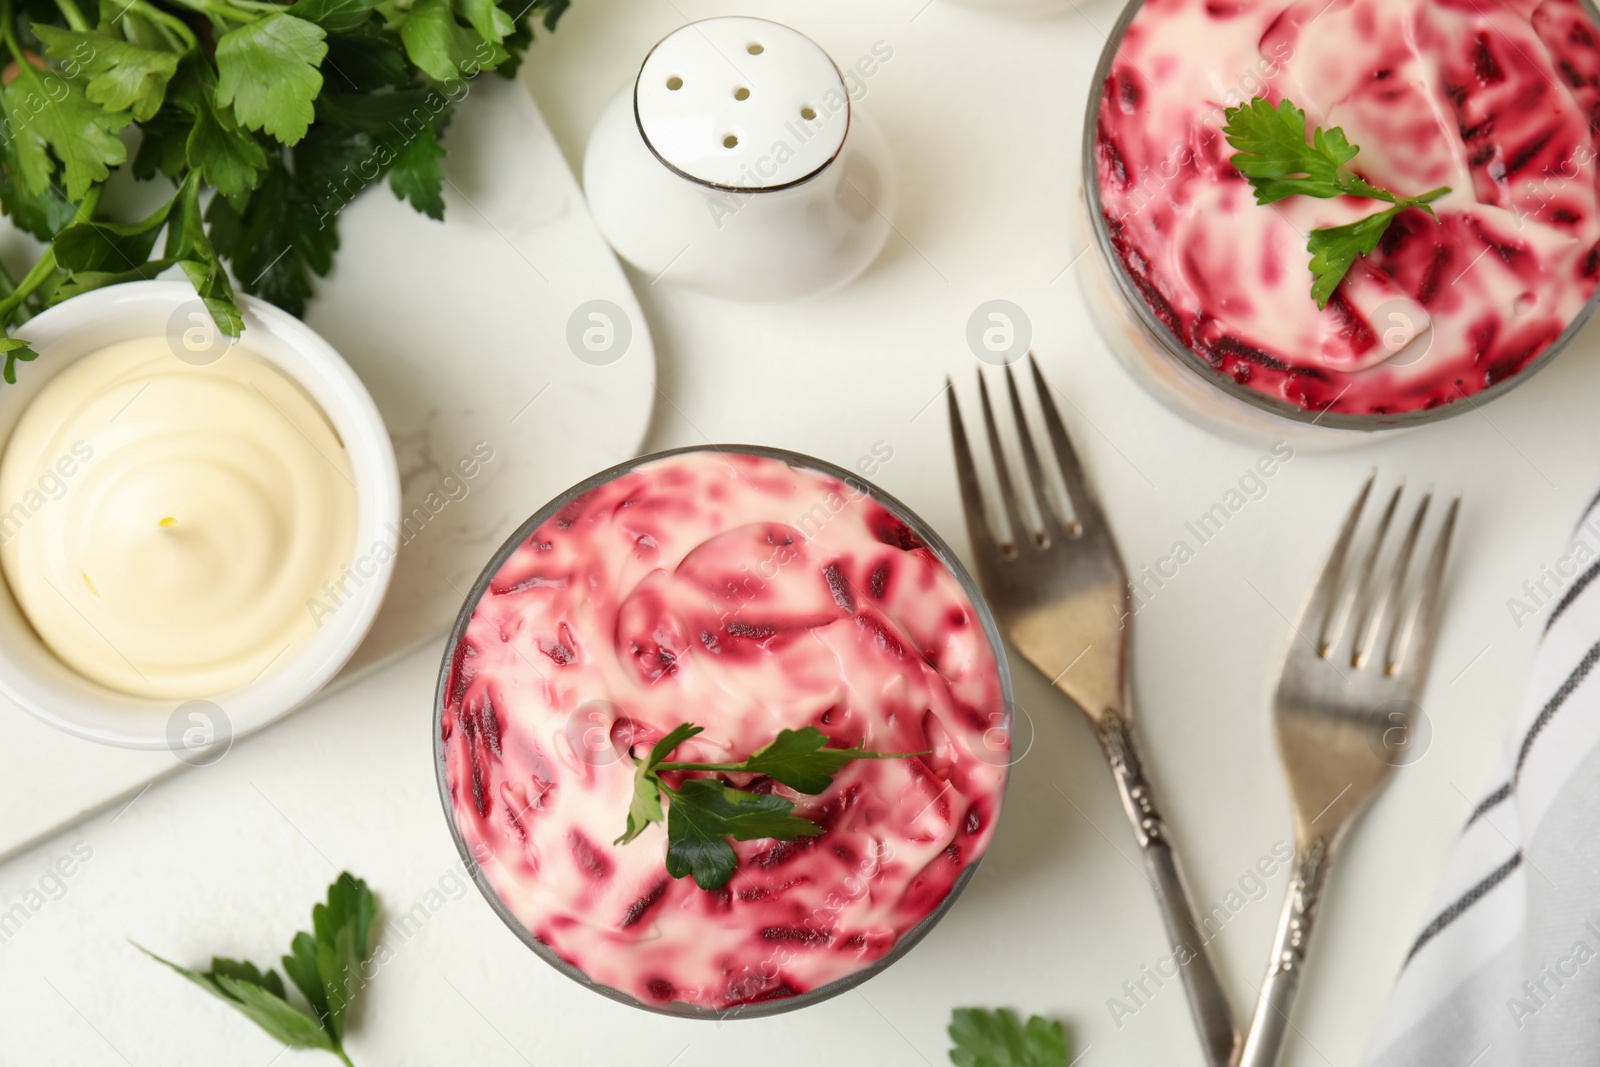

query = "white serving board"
[{"left": 0, "top": 74, "right": 655, "bottom": 861}]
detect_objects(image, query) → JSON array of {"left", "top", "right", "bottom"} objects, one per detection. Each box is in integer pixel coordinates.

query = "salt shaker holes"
[{"left": 586, "top": 16, "right": 896, "bottom": 298}]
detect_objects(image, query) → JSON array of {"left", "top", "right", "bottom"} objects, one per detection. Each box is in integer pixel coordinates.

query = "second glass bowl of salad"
[{"left": 1080, "top": 0, "right": 1600, "bottom": 444}]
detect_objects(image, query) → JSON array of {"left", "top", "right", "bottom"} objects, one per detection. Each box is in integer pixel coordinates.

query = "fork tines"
[
  {"left": 1306, "top": 473, "right": 1459, "bottom": 677},
  {"left": 947, "top": 354, "right": 1101, "bottom": 556}
]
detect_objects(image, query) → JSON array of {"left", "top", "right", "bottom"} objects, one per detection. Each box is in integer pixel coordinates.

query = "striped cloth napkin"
[{"left": 1366, "top": 493, "right": 1600, "bottom": 1066}]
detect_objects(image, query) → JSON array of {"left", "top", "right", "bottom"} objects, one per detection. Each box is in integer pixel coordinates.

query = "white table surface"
[{"left": 6, "top": 0, "right": 1600, "bottom": 1064}]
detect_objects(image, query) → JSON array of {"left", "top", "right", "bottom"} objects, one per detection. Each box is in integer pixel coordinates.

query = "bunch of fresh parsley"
[
  {"left": 1222, "top": 97, "right": 1449, "bottom": 308},
  {"left": 616, "top": 723, "right": 919, "bottom": 891},
  {"left": 0, "top": 0, "right": 569, "bottom": 384},
  {"left": 139, "top": 872, "right": 378, "bottom": 1066}
]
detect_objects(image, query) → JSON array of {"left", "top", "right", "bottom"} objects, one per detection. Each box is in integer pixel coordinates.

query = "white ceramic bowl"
[{"left": 0, "top": 281, "right": 400, "bottom": 749}]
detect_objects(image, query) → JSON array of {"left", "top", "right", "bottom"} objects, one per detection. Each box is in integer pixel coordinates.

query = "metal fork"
[
  {"left": 1237, "top": 476, "right": 1459, "bottom": 1067},
  {"left": 948, "top": 355, "right": 1239, "bottom": 1067}
]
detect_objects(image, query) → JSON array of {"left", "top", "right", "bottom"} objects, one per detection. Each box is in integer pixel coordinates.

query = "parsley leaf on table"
[
  {"left": 283, "top": 870, "right": 378, "bottom": 1044},
  {"left": 1222, "top": 96, "right": 1451, "bottom": 307},
  {"left": 139, "top": 872, "right": 377, "bottom": 1067},
  {"left": 178, "top": 953, "right": 340, "bottom": 1051},
  {"left": 215, "top": 13, "right": 328, "bottom": 145},
  {"left": 948, "top": 1008, "right": 1070, "bottom": 1067},
  {"left": 156, "top": 954, "right": 341, "bottom": 1054},
  {"left": 617, "top": 722, "right": 922, "bottom": 890}
]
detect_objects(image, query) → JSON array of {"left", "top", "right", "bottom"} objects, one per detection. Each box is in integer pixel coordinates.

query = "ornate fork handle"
[
  {"left": 1098, "top": 710, "right": 1241, "bottom": 1067},
  {"left": 1236, "top": 838, "right": 1333, "bottom": 1067}
]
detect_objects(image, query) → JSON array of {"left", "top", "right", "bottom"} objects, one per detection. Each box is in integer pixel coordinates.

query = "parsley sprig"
[
  {"left": 616, "top": 723, "right": 922, "bottom": 891},
  {"left": 0, "top": 0, "right": 570, "bottom": 379},
  {"left": 138, "top": 872, "right": 378, "bottom": 1066},
  {"left": 1222, "top": 97, "right": 1450, "bottom": 308},
  {"left": 949, "top": 1007, "right": 1070, "bottom": 1067}
]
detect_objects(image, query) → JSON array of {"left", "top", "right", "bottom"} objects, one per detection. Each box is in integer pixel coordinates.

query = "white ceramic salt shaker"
[{"left": 584, "top": 17, "right": 896, "bottom": 302}]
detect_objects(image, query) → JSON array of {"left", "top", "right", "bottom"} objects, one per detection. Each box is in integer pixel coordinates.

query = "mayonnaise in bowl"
[{"left": 0, "top": 336, "right": 357, "bottom": 699}]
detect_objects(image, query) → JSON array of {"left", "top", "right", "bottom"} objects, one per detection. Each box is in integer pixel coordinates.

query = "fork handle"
[
  {"left": 1236, "top": 837, "right": 1333, "bottom": 1067},
  {"left": 1098, "top": 711, "right": 1240, "bottom": 1067}
]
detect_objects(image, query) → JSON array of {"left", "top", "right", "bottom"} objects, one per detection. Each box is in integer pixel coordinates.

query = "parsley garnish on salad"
[
  {"left": 616, "top": 723, "right": 922, "bottom": 891},
  {"left": 1222, "top": 96, "right": 1450, "bottom": 308}
]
